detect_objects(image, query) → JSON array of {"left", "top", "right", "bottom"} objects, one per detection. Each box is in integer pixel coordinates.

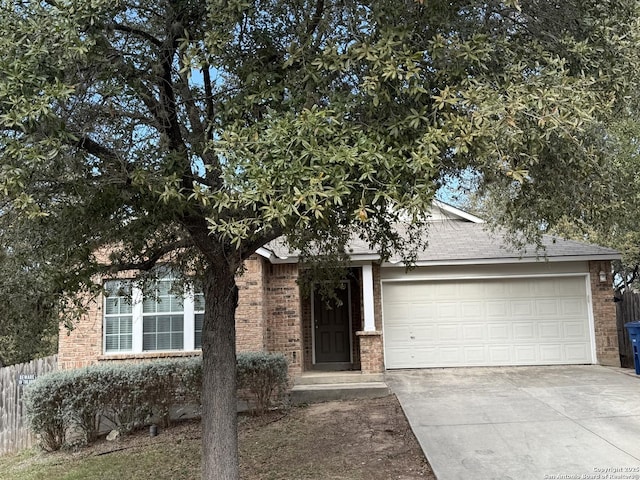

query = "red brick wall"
[
  {"left": 357, "top": 331, "right": 384, "bottom": 373},
  {"left": 59, "top": 254, "right": 273, "bottom": 370},
  {"left": 589, "top": 260, "right": 620, "bottom": 367},
  {"left": 57, "top": 297, "right": 102, "bottom": 370},
  {"left": 265, "top": 263, "right": 302, "bottom": 376},
  {"left": 235, "top": 255, "right": 267, "bottom": 352}
]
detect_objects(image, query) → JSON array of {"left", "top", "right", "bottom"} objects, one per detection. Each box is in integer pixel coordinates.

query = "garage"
[{"left": 383, "top": 276, "right": 593, "bottom": 369}]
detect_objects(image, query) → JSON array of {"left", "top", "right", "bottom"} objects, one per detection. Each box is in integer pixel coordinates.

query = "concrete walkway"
[{"left": 386, "top": 366, "right": 640, "bottom": 480}]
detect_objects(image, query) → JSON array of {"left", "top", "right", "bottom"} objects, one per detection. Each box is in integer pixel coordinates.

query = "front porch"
[
  {"left": 290, "top": 370, "right": 390, "bottom": 405},
  {"left": 299, "top": 264, "right": 384, "bottom": 376}
]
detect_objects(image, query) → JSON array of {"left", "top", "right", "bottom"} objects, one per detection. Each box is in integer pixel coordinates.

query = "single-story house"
[{"left": 58, "top": 201, "right": 621, "bottom": 375}]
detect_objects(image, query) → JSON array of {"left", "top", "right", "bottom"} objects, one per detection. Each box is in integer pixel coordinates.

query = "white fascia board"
[
  {"left": 259, "top": 250, "right": 381, "bottom": 264},
  {"left": 256, "top": 246, "right": 300, "bottom": 263},
  {"left": 432, "top": 199, "right": 485, "bottom": 224},
  {"left": 255, "top": 247, "right": 275, "bottom": 260},
  {"left": 383, "top": 253, "right": 621, "bottom": 267}
]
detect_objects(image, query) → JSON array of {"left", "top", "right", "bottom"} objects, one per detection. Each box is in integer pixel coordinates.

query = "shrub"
[
  {"left": 24, "top": 370, "right": 73, "bottom": 451},
  {"left": 237, "top": 352, "right": 289, "bottom": 414},
  {"left": 25, "top": 352, "right": 290, "bottom": 449}
]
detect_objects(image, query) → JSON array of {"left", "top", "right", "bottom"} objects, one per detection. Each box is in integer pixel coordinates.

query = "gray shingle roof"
[
  {"left": 393, "top": 221, "right": 620, "bottom": 264},
  {"left": 262, "top": 221, "right": 620, "bottom": 264}
]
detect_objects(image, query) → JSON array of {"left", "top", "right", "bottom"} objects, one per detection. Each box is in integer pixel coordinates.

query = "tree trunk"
[{"left": 201, "top": 263, "right": 239, "bottom": 480}]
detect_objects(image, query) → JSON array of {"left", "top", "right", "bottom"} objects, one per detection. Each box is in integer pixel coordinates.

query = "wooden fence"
[
  {"left": 0, "top": 355, "right": 57, "bottom": 455},
  {"left": 616, "top": 291, "right": 640, "bottom": 368}
]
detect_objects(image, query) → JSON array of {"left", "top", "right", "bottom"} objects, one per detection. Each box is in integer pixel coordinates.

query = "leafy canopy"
[
  {"left": 3, "top": 1, "right": 640, "bottom": 478},
  {"left": 1, "top": 0, "right": 638, "bottom": 290}
]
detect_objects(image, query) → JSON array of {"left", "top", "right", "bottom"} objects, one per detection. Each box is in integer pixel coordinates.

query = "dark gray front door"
[{"left": 313, "top": 285, "right": 351, "bottom": 364}]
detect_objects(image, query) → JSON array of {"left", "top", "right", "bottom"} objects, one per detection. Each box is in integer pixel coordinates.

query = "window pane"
[
  {"left": 143, "top": 316, "right": 156, "bottom": 333},
  {"left": 142, "top": 315, "right": 183, "bottom": 351},
  {"left": 143, "top": 278, "right": 183, "bottom": 314},
  {"left": 194, "top": 313, "right": 203, "bottom": 349},
  {"left": 120, "top": 335, "right": 132, "bottom": 350},
  {"left": 142, "top": 297, "right": 156, "bottom": 313},
  {"left": 105, "top": 298, "right": 119, "bottom": 315},
  {"left": 104, "top": 280, "right": 132, "bottom": 314},
  {"left": 156, "top": 333, "right": 171, "bottom": 350},
  {"left": 171, "top": 332, "right": 183, "bottom": 350},
  {"left": 105, "top": 314, "right": 132, "bottom": 352},
  {"left": 105, "top": 317, "right": 119, "bottom": 335},
  {"left": 157, "top": 315, "right": 171, "bottom": 332},
  {"left": 143, "top": 333, "right": 156, "bottom": 351},
  {"left": 194, "top": 293, "right": 205, "bottom": 312},
  {"left": 105, "top": 336, "right": 119, "bottom": 352},
  {"left": 120, "top": 317, "right": 132, "bottom": 334}
]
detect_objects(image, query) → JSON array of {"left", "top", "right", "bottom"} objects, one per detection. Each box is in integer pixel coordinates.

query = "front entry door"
[{"left": 313, "top": 285, "right": 351, "bottom": 364}]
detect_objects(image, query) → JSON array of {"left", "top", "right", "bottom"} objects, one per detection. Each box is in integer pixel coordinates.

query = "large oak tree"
[{"left": 1, "top": 1, "right": 638, "bottom": 478}]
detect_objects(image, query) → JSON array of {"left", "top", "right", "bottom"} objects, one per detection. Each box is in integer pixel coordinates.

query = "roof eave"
[
  {"left": 432, "top": 199, "right": 485, "bottom": 224},
  {"left": 384, "top": 253, "right": 621, "bottom": 267}
]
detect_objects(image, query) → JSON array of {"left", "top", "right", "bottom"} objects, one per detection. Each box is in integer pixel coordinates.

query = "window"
[
  {"left": 103, "top": 275, "right": 204, "bottom": 354},
  {"left": 104, "top": 280, "right": 133, "bottom": 353},
  {"left": 194, "top": 291, "right": 204, "bottom": 350},
  {"left": 142, "top": 277, "right": 184, "bottom": 351}
]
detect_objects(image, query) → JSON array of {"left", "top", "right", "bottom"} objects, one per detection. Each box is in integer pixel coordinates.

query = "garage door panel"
[
  {"left": 512, "top": 301, "right": 534, "bottom": 316},
  {"left": 383, "top": 277, "right": 592, "bottom": 368},
  {"left": 437, "top": 324, "right": 460, "bottom": 341},
  {"left": 436, "top": 303, "right": 458, "bottom": 318},
  {"left": 539, "top": 344, "right": 563, "bottom": 362},
  {"left": 488, "top": 324, "right": 510, "bottom": 340},
  {"left": 488, "top": 346, "right": 511, "bottom": 363},
  {"left": 566, "top": 344, "right": 590, "bottom": 361},
  {"left": 514, "top": 345, "right": 537, "bottom": 363},
  {"left": 486, "top": 302, "right": 508, "bottom": 318},
  {"left": 464, "top": 346, "right": 485, "bottom": 363},
  {"left": 565, "top": 321, "right": 587, "bottom": 338},
  {"left": 539, "top": 322, "right": 562, "bottom": 339},
  {"left": 462, "top": 324, "right": 485, "bottom": 341},
  {"left": 461, "top": 301, "right": 483, "bottom": 319},
  {"left": 537, "top": 300, "right": 559, "bottom": 316},
  {"left": 513, "top": 322, "right": 535, "bottom": 340},
  {"left": 562, "top": 298, "right": 586, "bottom": 316},
  {"left": 410, "top": 304, "right": 439, "bottom": 321},
  {"left": 434, "top": 284, "right": 459, "bottom": 299}
]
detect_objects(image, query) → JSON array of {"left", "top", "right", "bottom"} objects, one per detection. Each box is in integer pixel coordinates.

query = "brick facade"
[
  {"left": 356, "top": 331, "right": 384, "bottom": 373},
  {"left": 58, "top": 255, "right": 302, "bottom": 372},
  {"left": 235, "top": 255, "right": 267, "bottom": 352},
  {"left": 59, "top": 257, "right": 622, "bottom": 375},
  {"left": 264, "top": 263, "right": 302, "bottom": 376},
  {"left": 589, "top": 260, "right": 620, "bottom": 367},
  {"left": 58, "top": 297, "right": 103, "bottom": 370}
]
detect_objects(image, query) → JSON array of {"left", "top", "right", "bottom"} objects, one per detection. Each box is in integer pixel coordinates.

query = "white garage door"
[{"left": 383, "top": 276, "right": 592, "bottom": 368}]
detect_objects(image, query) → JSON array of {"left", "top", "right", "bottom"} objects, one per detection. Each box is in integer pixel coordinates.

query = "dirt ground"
[
  {"left": 239, "top": 394, "right": 434, "bottom": 479},
  {"left": 12, "top": 394, "right": 434, "bottom": 480}
]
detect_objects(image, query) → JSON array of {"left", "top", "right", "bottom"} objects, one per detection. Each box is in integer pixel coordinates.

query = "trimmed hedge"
[
  {"left": 24, "top": 353, "right": 288, "bottom": 451},
  {"left": 237, "top": 352, "right": 289, "bottom": 415}
]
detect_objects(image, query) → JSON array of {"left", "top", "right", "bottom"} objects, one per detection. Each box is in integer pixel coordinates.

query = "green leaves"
[{"left": 0, "top": 0, "right": 638, "bottom": 291}]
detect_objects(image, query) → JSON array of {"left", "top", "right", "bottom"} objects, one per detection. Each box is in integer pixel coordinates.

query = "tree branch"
[
  {"left": 109, "top": 22, "right": 163, "bottom": 48},
  {"left": 104, "top": 238, "right": 195, "bottom": 273},
  {"left": 306, "top": 0, "right": 325, "bottom": 38},
  {"left": 75, "top": 135, "right": 119, "bottom": 162}
]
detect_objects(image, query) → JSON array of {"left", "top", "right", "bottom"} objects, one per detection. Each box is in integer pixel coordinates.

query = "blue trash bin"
[{"left": 625, "top": 322, "right": 640, "bottom": 374}]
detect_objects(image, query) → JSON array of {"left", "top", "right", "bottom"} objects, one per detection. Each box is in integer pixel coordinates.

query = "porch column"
[{"left": 362, "top": 263, "right": 376, "bottom": 332}]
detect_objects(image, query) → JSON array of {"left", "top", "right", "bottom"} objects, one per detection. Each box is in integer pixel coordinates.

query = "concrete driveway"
[{"left": 386, "top": 366, "right": 640, "bottom": 480}]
